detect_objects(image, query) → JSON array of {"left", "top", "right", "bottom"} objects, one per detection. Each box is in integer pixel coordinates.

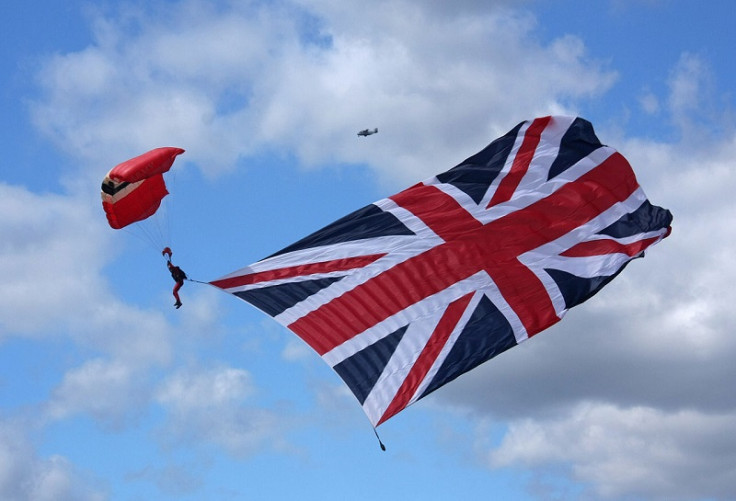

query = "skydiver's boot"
[{"left": 175, "top": 301, "right": 182, "bottom": 309}]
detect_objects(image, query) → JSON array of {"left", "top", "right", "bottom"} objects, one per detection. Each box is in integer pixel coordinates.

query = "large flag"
[{"left": 211, "top": 116, "right": 673, "bottom": 427}]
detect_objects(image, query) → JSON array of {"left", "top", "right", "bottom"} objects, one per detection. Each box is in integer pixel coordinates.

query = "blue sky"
[{"left": 1, "top": 1, "right": 735, "bottom": 500}]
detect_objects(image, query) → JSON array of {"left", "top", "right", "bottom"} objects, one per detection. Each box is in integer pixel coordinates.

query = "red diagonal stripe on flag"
[
  {"left": 562, "top": 236, "right": 660, "bottom": 258},
  {"left": 488, "top": 116, "right": 551, "bottom": 208},
  {"left": 377, "top": 292, "right": 473, "bottom": 425},
  {"left": 210, "top": 254, "right": 386, "bottom": 289}
]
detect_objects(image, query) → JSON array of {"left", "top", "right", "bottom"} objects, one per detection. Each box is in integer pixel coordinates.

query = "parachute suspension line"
[
  {"left": 119, "top": 224, "right": 165, "bottom": 255},
  {"left": 144, "top": 190, "right": 171, "bottom": 251},
  {"left": 124, "top": 178, "right": 176, "bottom": 253},
  {"left": 159, "top": 165, "right": 178, "bottom": 252},
  {"left": 141, "top": 218, "right": 164, "bottom": 250},
  {"left": 113, "top": 188, "right": 170, "bottom": 253}
]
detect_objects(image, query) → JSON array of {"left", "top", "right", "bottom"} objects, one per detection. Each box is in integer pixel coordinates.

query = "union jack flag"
[{"left": 211, "top": 116, "right": 672, "bottom": 426}]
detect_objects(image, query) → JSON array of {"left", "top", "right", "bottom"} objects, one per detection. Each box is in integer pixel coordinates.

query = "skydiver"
[{"left": 163, "top": 248, "right": 187, "bottom": 309}]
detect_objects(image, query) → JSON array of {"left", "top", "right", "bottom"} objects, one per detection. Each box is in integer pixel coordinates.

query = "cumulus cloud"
[
  {"left": 155, "top": 366, "right": 293, "bottom": 456},
  {"left": 30, "top": 0, "right": 615, "bottom": 186},
  {"left": 0, "top": 183, "right": 109, "bottom": 336},
  {"left": 157, "top": 366, "right": 255, "bottom": 411},
  {"left": 0, "top": 182, "right": 175, "bottom": 361},
  {"left": 487, "top": 403, "right": 736, "bottom": 500},
  {"left": 667, "top": 54, "right": 711, "bottom": 131},
  {"left": 46, "top": 358, "right": 150, "bottom": 428},
  {"left": 0, "top": 420, "right": 105, "bottom": 501},
  {"left": 638, "top": 89, "right": 660, "bottom": 115},
  {"left": 666, "top": 52, "right": 734, "bottom": 144},
  {"left": 281, "top": 337, "right": 314, "bottom": 362},
  {"left": 0, "top": 180, "right": 181, "bottom": 429}
]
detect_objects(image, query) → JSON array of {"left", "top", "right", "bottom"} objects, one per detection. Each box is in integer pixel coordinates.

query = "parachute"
[{"left": 101, "top": 147, "right": 184, "bottom": 229}]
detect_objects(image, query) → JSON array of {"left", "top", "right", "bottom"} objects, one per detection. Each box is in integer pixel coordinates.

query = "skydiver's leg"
[{"left": 173, "top": 281, "right": 183, "bottom": 307}]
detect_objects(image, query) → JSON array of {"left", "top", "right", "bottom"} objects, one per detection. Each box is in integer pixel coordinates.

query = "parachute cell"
[{"left": 101, "top": 147, "right": 185, "bottom": 229}]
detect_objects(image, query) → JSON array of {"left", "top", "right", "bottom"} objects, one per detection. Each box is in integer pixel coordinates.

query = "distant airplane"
[{"left": 357, "top": 128, "right": 378, "bottom": 137}]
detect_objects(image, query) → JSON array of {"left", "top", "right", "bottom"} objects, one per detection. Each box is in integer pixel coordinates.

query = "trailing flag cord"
[{"left": 373, "top": 427, "right": 386, "bottom": 451}]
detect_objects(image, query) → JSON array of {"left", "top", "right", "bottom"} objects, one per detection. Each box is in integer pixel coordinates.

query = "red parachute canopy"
[{"left": 101, "top": 147, "right": 185, "bottom": 229}]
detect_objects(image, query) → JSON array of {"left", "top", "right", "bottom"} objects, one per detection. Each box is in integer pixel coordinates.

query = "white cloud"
[
  {"left": 157, "top": 366, "right": 254, "bottom": 411},
  {"left": 639, "top": 89, "right": 660, "bottom": 115},
  {"left": 665, "top": 52, "right": 733, "bottom": 144},
  {"left": 0, "top": 181, "right": 188, "bottom": 430},
  {"left": 125, "top": 462, "right": 204, "bottom": 497},
  {"left": 30, "top": 0, "right": 616, "bottom": 186},
  {"left": 487, "top": 403, "right": 736, "bottom": 500},
  {"left": 46, "top": 358, "right": 149, "bottom": 428},
  {"left": 281, "top": 337, "right": 313, "bottom": 361},
  {"left": 0, "top": 183, "right": 109, "bottom": 335},
  {"left": 0, "top": 420, "right": 105, "bottom": 501},
  {"left": 0, "top": 183, "right": 175, "bottom": 366},
  {"left": 155, "top": 366, "right": 293, "bottom": 456},
  {"left": 668, "top": 53, "right": 709, "bottom": 125}
]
